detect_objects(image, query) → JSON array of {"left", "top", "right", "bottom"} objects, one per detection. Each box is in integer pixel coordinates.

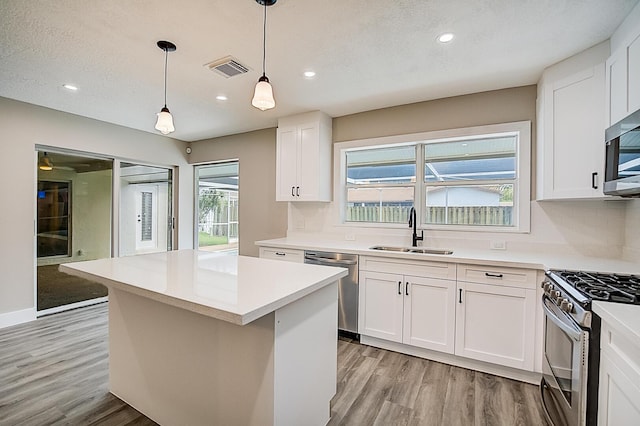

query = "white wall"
[{"left": 0, "top": 96, "right": 193, "bottom": 326}]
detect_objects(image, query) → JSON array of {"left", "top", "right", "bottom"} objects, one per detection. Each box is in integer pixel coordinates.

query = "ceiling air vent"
[{"left": 205, "top": 56, "right": 250, "bottom": 78}]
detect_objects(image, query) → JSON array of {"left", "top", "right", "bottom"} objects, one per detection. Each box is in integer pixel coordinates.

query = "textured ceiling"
[{"left": 0, "top": 0, "right": 638, "bottom": 142}]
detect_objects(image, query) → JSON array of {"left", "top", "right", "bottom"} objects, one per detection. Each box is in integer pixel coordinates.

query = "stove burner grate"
[{"left": 551, "top": 270, "right": 640, "bottom": 305}]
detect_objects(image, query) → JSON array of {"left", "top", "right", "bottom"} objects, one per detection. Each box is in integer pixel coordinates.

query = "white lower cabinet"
[
  {"left": 359, "top": 256, "right": 538, "bottom": 373},
  {"left": 359, "top": 271, "right": 456, "bottom": 353},
  {"left": 598, "top": 317, "right": 640, "bottom": 426},
  {"left": 455, "top": 281, "right": 536, "bottom": 371}
]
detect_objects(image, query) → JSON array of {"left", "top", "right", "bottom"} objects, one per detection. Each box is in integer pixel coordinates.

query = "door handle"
[
  {"left": 398, "top": 281, "right": 402, "bottom": 295},
  {"left": 296, "top": 186, "right": 300, "bottom": 197},
  {"left": 592, "top": 172, "right": 598, "bottom": 189},
  {"left": 405, "top": 282, "right": 409, "bottom": 296},
  {"left": 291, "top": 186, "right": 295, "bottom": 197},
  {"left": 459, "top": 288, "right": 463, "bottom": 303}
]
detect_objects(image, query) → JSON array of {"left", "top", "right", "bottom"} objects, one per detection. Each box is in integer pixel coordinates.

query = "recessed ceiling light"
[
  {"left": 303, "top": 71, "right": 316, "bottom": 78},
  {"left": 62, "top": 84, "right": 78, "bottom": 91},
  {"left": 216, "top": 95, "right": 228, "bottom": 101},
  {"left": 437, "top": 33, "right": 455, "bottom": 43}
]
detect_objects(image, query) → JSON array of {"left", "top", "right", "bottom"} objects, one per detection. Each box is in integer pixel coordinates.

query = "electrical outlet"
[
  {"left": 345, "top": 233, "right": 356, "bottom": 241},
  {"left": 490, "top": 240, "right": 507, "bottom": 250}
]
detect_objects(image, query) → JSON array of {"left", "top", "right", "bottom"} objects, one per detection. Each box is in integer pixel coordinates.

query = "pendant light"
[
  {"left": 251, "top": 0, "right": 276, "bottom": 111},
  {"left": 155, "top": 40, "right": 177, "bottom": 135},
  {"left": 39, "top": 152, "right": 53, "bottom": 171}
]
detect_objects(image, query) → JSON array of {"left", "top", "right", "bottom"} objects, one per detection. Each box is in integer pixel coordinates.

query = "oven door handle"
[{"left": 542, "top": 296, "right": 582, "bottom": 341}]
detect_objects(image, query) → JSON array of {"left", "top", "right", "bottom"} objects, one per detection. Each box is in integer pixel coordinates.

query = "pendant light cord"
[
  {"left": 262, "top": 0, "right": 267, "bottom": 76},
  {"left": 163, "top": 47, "right": 168, "bottom": 107}
]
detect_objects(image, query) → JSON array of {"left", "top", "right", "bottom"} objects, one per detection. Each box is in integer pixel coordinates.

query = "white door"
[
  {"left": 297, "top": 121, "right": 320, "bottom": 200},
  {"left": 403, "top": 275, "right": 456, "bottom": 354},
  {"left": 135, "top": 185, "right": 158, "bottom": 252}
]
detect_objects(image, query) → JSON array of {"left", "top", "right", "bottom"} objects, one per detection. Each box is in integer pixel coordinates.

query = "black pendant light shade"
[{"left": 155, "top": 40, "right": 177, "bottom": 135}]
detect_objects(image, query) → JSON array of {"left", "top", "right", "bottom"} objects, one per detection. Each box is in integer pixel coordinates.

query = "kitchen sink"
[{"left": 370, "top": 246, "right": 453, "bottom": 255}]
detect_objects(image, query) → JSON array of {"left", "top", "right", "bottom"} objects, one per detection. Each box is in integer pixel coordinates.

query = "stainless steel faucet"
[{"left": 408, "top": 207, "right": 423, "bottom": 247}]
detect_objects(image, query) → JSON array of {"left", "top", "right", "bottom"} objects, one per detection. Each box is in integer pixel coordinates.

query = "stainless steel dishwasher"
[{"left": 304, "top": 250, "right": 359, "bottom": 335}]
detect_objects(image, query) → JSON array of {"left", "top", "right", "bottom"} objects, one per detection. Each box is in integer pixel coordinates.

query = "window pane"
[
  {"left": 425, "top": 136, "right": 516, "bottom": 182},
  {"left": 425, "top": 184, "right": 514, "bottom": 226},
  {"left": 347, "top": 146, "right": 416, "bottom": 184},
  {"left": 346, "top": 186, "right": 414, "bottom": 223}
]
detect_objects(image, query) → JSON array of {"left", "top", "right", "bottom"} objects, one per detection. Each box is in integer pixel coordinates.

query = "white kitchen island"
[{"left": 60, "top": 249, "right": 348, "bottom": 426}]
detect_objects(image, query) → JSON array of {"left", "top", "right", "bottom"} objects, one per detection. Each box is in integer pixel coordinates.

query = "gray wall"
[
  {"left": 188, "top": 128, "right": 288, "bottom": 257},
  {"left": 0, "top": 96, "right": 192, "bottom": 321}
]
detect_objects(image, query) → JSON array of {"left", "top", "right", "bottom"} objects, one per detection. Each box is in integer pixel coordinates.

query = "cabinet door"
[
  {"left": 543, "top": 65, "right": 605, "bottom": 199},
  {"left": 455, "top": 282, "right": 536, "bottom": 371},
  {"left": 402, "top": 275, "right": 456, "bottom": 354},
  {"left": 628, "top": 33, "right": 640, "bottom": 114},
  {"left": 598, "top": 352, "right": 640, "bottom": 426},
  {"left": 276, "top": 126, "right": 299, "bottom": 201},
  {"left": 296, "top": 122, "right": 320, "bottom": 200},
  {"left": 606, "top": 49, "right": 628, "bottom": 126},
  {"left": 359, "top": 271, "right": 403, "bottom": 342}
]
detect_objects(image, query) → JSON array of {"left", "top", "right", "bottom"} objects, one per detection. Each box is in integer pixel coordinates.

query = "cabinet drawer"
[
  {"left": 259, "top": 247, "right": 304, "bottom": 263},
  {"left": 457, "top": 264, "right": 536, "bottom": 289},
  {"left": 360, "top": 256, "right": 455, "bottom": 280}
]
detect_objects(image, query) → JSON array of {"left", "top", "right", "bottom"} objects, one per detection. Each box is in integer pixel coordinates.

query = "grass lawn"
[{"left": 198, "top": 232, "right": 228, "bottom": 247}]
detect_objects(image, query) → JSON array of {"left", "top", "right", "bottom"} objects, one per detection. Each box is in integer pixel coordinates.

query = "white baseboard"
[{"left": 0, "top": 307, "right": 37, "bottom": 329}]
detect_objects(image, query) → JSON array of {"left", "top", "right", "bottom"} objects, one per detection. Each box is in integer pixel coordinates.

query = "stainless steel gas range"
[{"left": 540, "top": 270, "right": 640, "bottom": 426}]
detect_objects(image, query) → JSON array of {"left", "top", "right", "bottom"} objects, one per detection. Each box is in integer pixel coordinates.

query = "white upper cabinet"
[
  {"left": 276, "top": 111, "right": 332, "bottom": 202},
  {"left": 606, "top": 30, "right": 640, "bottom": 126},
  {"left": 536, "top": 43, "right": 609, "bottom": 200}
]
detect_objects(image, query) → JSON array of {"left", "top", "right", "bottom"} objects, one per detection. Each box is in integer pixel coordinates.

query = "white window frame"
[{"left": 334, "top": 121, "right": 531, "bottom": 233}]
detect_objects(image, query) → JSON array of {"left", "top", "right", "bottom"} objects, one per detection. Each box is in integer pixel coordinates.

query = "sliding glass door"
[{"left": 36, "top": 150, "right": 112, "bottom": 313}]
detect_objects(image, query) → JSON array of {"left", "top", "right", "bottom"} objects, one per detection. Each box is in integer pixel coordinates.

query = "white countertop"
[
  {"left": 593, "top": 301, "right": 640, "bottom": 344},
  {"left": 60, "top": 249, "right": 348, "bottom": 326},
  {"left": 256, "top": 237, "right": 640, "bottom": 275}
]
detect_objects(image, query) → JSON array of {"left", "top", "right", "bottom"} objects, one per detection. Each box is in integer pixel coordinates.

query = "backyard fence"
[{"left": 346, "top": 205, "right": 513, "bottom": 226}]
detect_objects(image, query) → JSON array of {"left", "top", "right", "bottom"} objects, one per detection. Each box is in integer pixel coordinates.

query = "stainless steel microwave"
[{"left": 604, "top": 108, "right": 640, "bottom": 197}]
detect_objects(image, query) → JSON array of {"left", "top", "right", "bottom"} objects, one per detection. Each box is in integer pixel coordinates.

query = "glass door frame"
[{"left": 34, "top": 146, "right": 178, "bottom": 315}]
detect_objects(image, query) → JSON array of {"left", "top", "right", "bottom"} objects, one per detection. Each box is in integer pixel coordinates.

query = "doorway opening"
[
  {"left": 119, "top": 163, "right": 173, "bottom": 256},
  {"left": 195, "top": 162, "right": 239, "bottom": 253},
  {"left": 36, "top": 150, "right": 112, "bottom": 314}
]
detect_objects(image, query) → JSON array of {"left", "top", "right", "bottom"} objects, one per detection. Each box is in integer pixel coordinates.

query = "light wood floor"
[{"left": 0, "top": 303, "right": 548, "bottom": 425}]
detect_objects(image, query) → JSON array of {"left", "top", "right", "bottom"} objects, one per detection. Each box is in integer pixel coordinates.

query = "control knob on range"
[
  {"left": 560, "top": 298, "right": 573, "bottom": 313},
  {"left": 541, "top": 281, "right": 554, "bottom": 293},
  {"left": 551, "top": 290, "right": 561, "bottom": 301}
]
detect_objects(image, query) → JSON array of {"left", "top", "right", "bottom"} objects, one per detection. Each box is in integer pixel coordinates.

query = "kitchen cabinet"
[
  {"left": 455, "top": 264, "right": 536, "bottom": 371},
  {"left": 359, "top": 271, "right": 456, "bottom": 353},
  {"left": 359, "top": 256, "right": 456, "bottom": 353},
  {"left": 359, "top": 257, "right": 537, "bottom": 371},
  {"left": 597, "top": 309, "right": 640, "bottom": 426},
  {"left": 259, "top": 247, "right": 304, "bottom": 263},
  {"left": 606, "top": 31, "right": 640, "bottom": 126},
  {"left": 537, "top": 62, "right": 607, "bottom": 199},
  {"left": 276, "top": 111, "right": 332, "bottom": 202}
]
